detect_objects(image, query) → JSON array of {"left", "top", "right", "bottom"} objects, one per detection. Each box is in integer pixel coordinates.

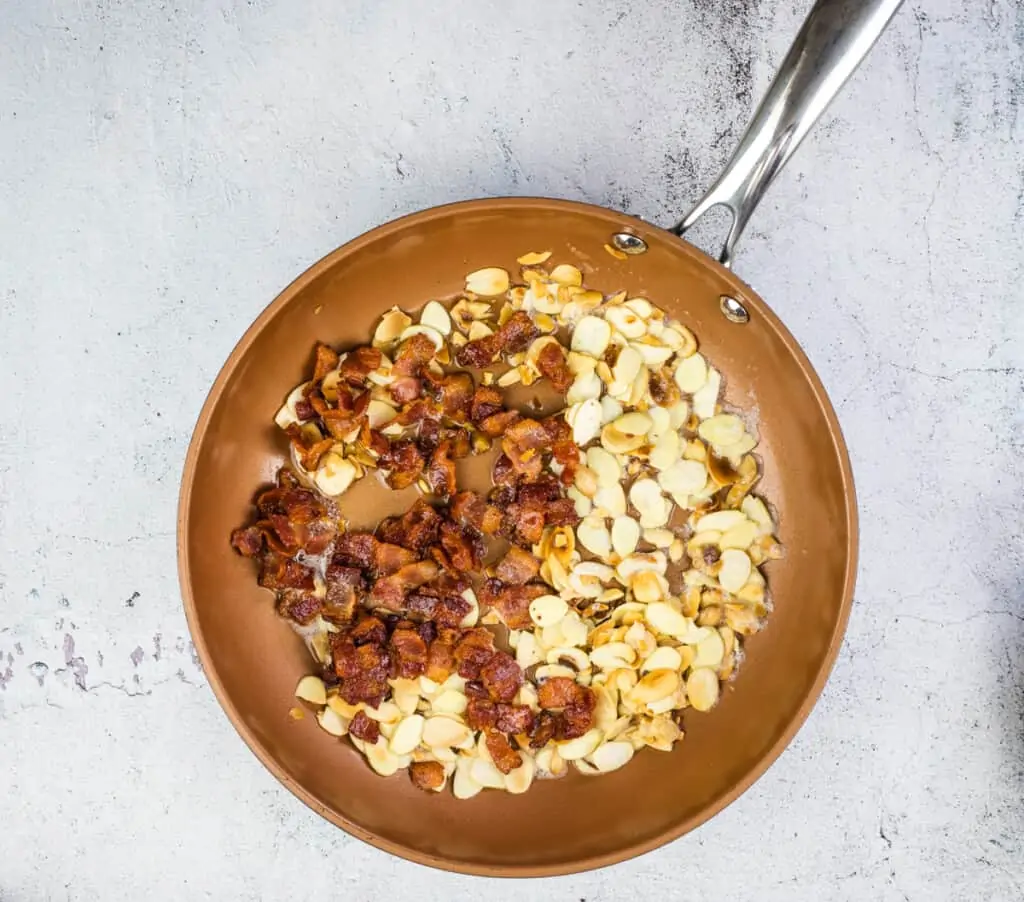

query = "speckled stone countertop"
[{"left": 1, "top": 1, "right": 1021, "bottom": 899}]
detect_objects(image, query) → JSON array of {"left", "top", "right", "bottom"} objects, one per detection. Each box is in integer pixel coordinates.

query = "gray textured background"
[{"left": 2, "top": 1, "right": 1022, "bottom": 899}]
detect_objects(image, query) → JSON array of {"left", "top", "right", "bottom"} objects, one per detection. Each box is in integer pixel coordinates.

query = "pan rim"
[{"left": 177, "top": 195, "right": 858, "bottom": 877}]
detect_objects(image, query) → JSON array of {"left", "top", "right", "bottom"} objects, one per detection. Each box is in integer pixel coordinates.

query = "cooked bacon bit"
[
  {"left": 446, "top": 427, "right": 472, "bottom": 459},
  {"left": 312, "top": 342, "right": 340, "bottom": 382},
  {"left": 417, "top": 619, "right": 437, "bottom": 645},
  {"left": 323, "top": 578, "right": 359, "bottom": 625},
  {"left": 259, "top": 556, "right": 315, "bottom": 591},
  {"left": 495, "top": 703, "right": 536, "bottom": 736},
  {"left": 453, "top": 627, "right": 496, "bottom": 679},
  {"left": 537, "top": 676, "right": 580, "bottom": 710},
  {"left": 469, "top": 386, "right": 504, "bottom": 423},
  {"left": 514, "top": 475, "right": 561, "bottom": 506},
  {"left": 426, "top": 440, "right": 457, "bottom": 497},
  {"left": 332, "top": 638, "right": 390, "bottom": 706},
  {"left": 544, "top": 497, "right": 581, "bottom": 528},
  {"left": 294, "top": 397, "right": 315, "bottom": 421},
  {"left": 369, "top": 560, "right": 439, "bottom": 610},
  {"left": 320, "top": 408, "right": 362, "bottom": 439},
  {"left": 437, "top": 372, "right": 475, "bottom": 420},
  {"left": 394, "top": 399, "right": 433, "bottom": 427},
  {"left": 529, "top": 711, "right": 559, "bottom": 748},
  {"left": 278, "top": 591, "right": 323, "bottom": 625},
  {"left": 450, "top": 491, "right": 501, "bottom": 535},
  {"left": 535, "top": 342, "right": 573, "bottom": 393},
  {"left": 379, "top": 440, "right": 425, "bottom": 490},
  {"left": 349, "top": 614, "right": 387, "bottom": 647},
  {"left": 439, "top": 520, "right": 483, "bottom": 572},
  {"left": 431, "top": 593, "right": 471, "bottom": 628},
  {"left": 495, "top": 546, "right": 541, "bottom": 584},
  {"left": 466, "top": 697, "right": 498, "bottom": 730},
  {"left": 479, "top": 651, "right": 523, "bottom": 703},
  {"left": 481, "top": 581, "right": 547, "bottom": 630},
  {"left": 485, "top": 729, "right": 523, "bottom": 775},
  {"left": 405, "top": 591, "right": 438, "bottom": 620},
  {"left": 559, "top": 692, "right": 596, "bottom": 740},
  {"left": 502, "top": 417, "right": 549, "bottom": 480},
  {"left": 372, "top": 541, "right": 418, "bottom": 576},
  {"left": 478, "top": 409, "right": 520, "bottom": 438},
  {"left": 393, "top": 333, "right": 436, "bottom": 376},
  {"left": 286, "top": 427, "right": 336, "bottom": 471},
  {"left": 495, "top": 311, "right": 539, "bottom": 354},
  {"left": 464, "top": 679, "right": 488, "bottom": 699},
  {"left": 339, "top": 346, "right": 382, "bottom": 385},
  {"left": 304, "top": 519, "right": 337, "bottom": 555},
  {"left": 389, "top": 375, "right": 422, "bottom": 404},
  {"left": 231, "top": 525, "right": 264, "bottom": 557},
  {"left": 456, "top": 332, "right": 501, "bottom": 368},
  {"left": 504, "top": 501, "right": 546, "bottom": 546},
  {"left": 389, "top": 627, "right": 428, "bottom": 679},
  {"left": 377, "top": 500, "right": 442, "bottom": 554},
  {"left": 349, "top": 710, "right": 380, "bottom": 744},
  {"left": 409, "top": 760, "right": 445, "bottom": 791},
  {"left": 425, "top": 633, "right": 457, "bottom": 682},
  {"left": 333, "top": 533, "right": 377, "bottom": 570}
]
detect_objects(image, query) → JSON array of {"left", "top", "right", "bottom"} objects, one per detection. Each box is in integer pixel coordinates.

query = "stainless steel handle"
[{"left": 672, "top": 0, "right": 903, "bottom": 268}]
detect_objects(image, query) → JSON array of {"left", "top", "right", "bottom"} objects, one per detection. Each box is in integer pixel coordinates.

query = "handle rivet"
[
  {"left": 610, "top": 232, "right": 648, "bottom": 255},
  {"left": 720, "top": 295, "right": 750, "bottom": 324}
]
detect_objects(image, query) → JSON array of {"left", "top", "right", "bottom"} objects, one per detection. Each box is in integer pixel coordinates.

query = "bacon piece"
[
  {"left": 495, "top": 703, "right": 536, "bottom": 736},
  {"left": 389, "top": 375, "right": 422, "bottom": 405},
  {"left": 431, "top": 593, "right": 472, "bottom": 628},
  {"left": 417, "top": 619, "right": 437, "bottom": 646},
  {"left": 312, "top": 342, "right": 340, "bottom": 383},
  {"left": 494, "top": 311, "right": 539, "bottom": 354},
  {"left": 466, "top": 697, "right": 498, "bottom": 730},
  {"left": 479, "top": 651, "right": 523, "bottom": 703},
  {"left": 425, "top": 632, "right": 457, "bottom": 682},
  {"left": 559, "top": 690, "right": 596, "bottom": 740},
  {"left": 478, "top": 409, "right": 520, "bottom": 438},
  {"left": 320, "top": 408, "right": 363, "bottom": 440},
  {"left": 393, "top": 333, "right": 436, "bottom": 376},
  {"left": 334, "top": 641, "right": 390, "bottom": 706},
  {"left": 537, "top": 676, "right": 579, "bottom": 710},
  {"left": 514, "top": 475, "right": 561, "bottom": 506},
  {"left": 258, "top": 556, "right": 315, "bottom": 591},
  {"left": 535, "top": 342, "right": 573, "bottom": 393},
  {"left": 339, "top": 346, "right": 382, "bottom": 385},
  {"left": 379, "top": 440, "right": 425, "bottom": 490},
  {"left": 453, "top": 627, "right": 496, "bottom": 679},
  {"left": 495, "top": 546, "right": 541, "bottom": 584},
  {"left": 456, "top": 333, "right": 501, "bottom": 368},
  {"left": 294, "top": 397, "right": 316, "bottom": 421},
  {"left": 503, "top": 501, "right": 546, "bottom": 546},
  {"left": 372, "top": 541, "right": 418, "bottom": 576},
  {"left": 469, "top": 386, "right": 504, "bottom": 423},
  {"left": 277, "top": 591, "right": 322, "bottom": 624},
  {"left": 437, "top": 372, "right": 475, "bottom": 420},
  {"left": 389, "top": 627, "right": 428, "bottom": 679},
  {"left": 377, "top": 499, "right": 442, "bottom": 554},
  {"left": 323, "top": 572, "right": 361, "bottom": 625},
  {"left": 544, "top": 498, "right": 580, "bottom": 527},
  {"left": 230, "top": 525, "right": 264, "bottom": 557},
  {"left": 349, "top": 710, "right": 380, "bottom": 744},
  {"left": 439, "top": 520, "right": 483, "bottom": 572},
  {"left": 369, "top": 560, "right": 439, "bottom": 610},
  {"left": 529, "top": 711, "right": 559, "bottom": 748},
  {"left": 409, "top": 760, "right": 445, "bottom": 792},
  {"left": 425, "top": 440, "right": 457, "bottom": 497},
  {"left": 501, "top": 417, "right": 549, "bottom": 480},
  {"left": 332, "top": 533, "right": 377, "bottom": 570},
  {"left": 450, "top": 491, "right": 503, "bottom": 535},
  {"left": 480, "top": 581, "right": 547, "bottom": 630},
  {"left": 405, "top": 591, "right": 438, "bottom": 620},
  {"left": 345, "top": 615, "right": 383, "bottom": 647},
  {"left": 394, "top": 399, "right": 433, "bottom": 428},
  {"left": 303, "top": 519, "right": 337, "bottom": 555},
  {"left": 485, "top": 729, "right": 523, "bottom": 775}
]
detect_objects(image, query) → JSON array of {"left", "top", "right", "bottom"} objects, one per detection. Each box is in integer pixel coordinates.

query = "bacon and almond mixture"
[{"left": 233, "top": 250, "right": 781, "bottom": 798}]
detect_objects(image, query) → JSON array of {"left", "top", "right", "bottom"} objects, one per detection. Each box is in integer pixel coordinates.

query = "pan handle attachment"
[{"left": 671, "top": 0, "right": 903, "bottom": 268}]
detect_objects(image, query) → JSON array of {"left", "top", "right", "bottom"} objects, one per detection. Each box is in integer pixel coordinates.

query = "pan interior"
[{"left": 179, "top": 198, "right": 855, "bottom": 876}]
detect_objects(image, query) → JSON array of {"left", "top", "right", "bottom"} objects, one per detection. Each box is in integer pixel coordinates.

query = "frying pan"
[{"left": 178, "top": 0, "right": 901, "bottom": 876}]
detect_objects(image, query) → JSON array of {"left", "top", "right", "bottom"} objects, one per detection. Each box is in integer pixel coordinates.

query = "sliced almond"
[
  {"left": 567, "top": 369, "right": 603, "bottom": 405},
  {"left": 741, "top": 495, "right": 775, "bottom": 535},
  {"left": 366, "top": 399, "right": 398, "bottom": 429},
  {"left": 718, "top": 549, "right": 753, "bottom": 593},
  {"left": 422, "top": 715, "right": 472, "bottom": 749},
  {"left": 649, "top": 430, "right": 682, "bottom": 471},
  {"left": 629, "top": 479, "right": 671, "bottom": 529},
  {"left": 364, "top": 738, "right": 404, "bottom": 776},
  {"left": 686, "top": 668, "right": 720, "bottom": 712},
  {"left": 593, "top": 482, "right": 627, "bottom": 518},
  {"left": 560, "top": 614, "right": 589, "bottom": 648},
  {"left": 631, "top": 570, "right": 667, "bottom": 603},
  {"left": 517, "top": 250, "right": 552, "bottom": 265},
  {"left": 590, "top": 642, "right": 637, "bottom": 671},
  {"left": 642, "top": 645, "right": 684, "bottom": 673},
  {"left": 674, "top": 353, "right": 708, "bottom": 393},
  {"left": 630, "top": 340, "right": 674, "bottom": 368},
  {"left": 693, "top": 630, "right": 726, "bottom": 668},
  {"left": 557, "top": 728, "right": 603, "bottom": 760},
  {"left": 316, "top": 706, "right": 348, "bottom": 736},
  {"left": 467, "top": 320, "right": 494, "bottom": 341},
  {"left": 587, "top": 447, "right": 622, "bottom": 487},
  {"left": 314, "top": 453, "right": 357, "bottom": 497},
  {"left": 613, "top": 410, "right": 653, "bottom": 437},
  {"left": 466, "top": 267, "right": 510, "bottom": 296},
  {"left": 577, "top": 516, "right": 612, "bottom": 559},
  {"left": 720, "top": 519, "right": 758, "bottom": 550},
  {"left": 504, "top": 754, "right": 536, "bottom": 794},
  {"left": 515, "top": 631, "right": 543, "bottom": 669},
  {"left": 611, "top": 516, "right": 641, "bottom": 557},
  {"left": 569, "top": 398, "right": 603, "bottom": 446},
  {"left": 571, "top": 315, "right": 612, "bottom": 358},
  {"left": 388, "top": 714, "right": 425, "bottom": 755},
  {"left": 373, "top": 308, "right": 413, "bottom": 346},
  {"left": 294, "top": 675, "right": 327, "bottom": 706},
  {"left": 419, "top": 300, "right": 452, "bottom": 336},
  {"left": 694, "top": 510, "right": 748, "bottom": 533},
  {"left": 589, "top": 740, "right": 634, "bottom": 773},
  {"left": 605, "top": 305, "right": 647, "bottom": 339},
  {"left": 453, "top": 756, "right": 483, "bottom": 799},
  {"left": 692, "top": 367, "right": 722, "bottom": 419},
  {"left": 431, "top": 690, "right": 468, "bottom": 716},
  {"left": 698, "top": 413, "right": 745, "bottom": 447},
  {"left": 657, "top": 459, "right": 707, "bottom": 497},
  {"left": 529, "top": 594, "right": 569, "bottom": 628},
  {"left": 628, "top": 669, "right": 680, "bottom": 705},
  {"left": 645, "top": 602, "right": 699, "bottom": 640},
  {"left": 470, "top": 757, "right": 507, "bottom": 790}
]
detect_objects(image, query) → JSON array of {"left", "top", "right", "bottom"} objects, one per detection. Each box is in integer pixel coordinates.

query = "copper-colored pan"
[{"left": 178, "top": 0, "right": 901, "bottom": 877}]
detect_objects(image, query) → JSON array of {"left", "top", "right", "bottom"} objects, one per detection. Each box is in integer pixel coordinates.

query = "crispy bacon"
[
  {"left": 258, "top": 556, "right": 315, "bottom": 591},
  {"left": 537, "top": 676, "right": 580, "bottom": 710},
  {"left": 332, "top": 533, "right": 377, "bottom": 570},
  {"left": 485, "top": 729, "right": 523, "bottom": 775},
  {"left": 389, "top": 627, "right": 428, "bottom": 679},
  {"left": 334, "top": 640, "right": 390, "bottom": 706},
  {"left": 349, "top": 710, "right": 380, "bottom": 743},
  {"left": 369, "top": 560, "right": 439, "bottom": 610},
  {"left": 450, "top": 490, "right": 503, "bottom": 536},
  {"left": 439, "top": 520, "right": 483, "bottom": 572},
  {"left": 456, "top": 333, "right": 501, "bottom": 368},
  {"left": 372, "top": 541, "right": 418, "bottom": 576},
  {"left": 389, "top": 375, "right": 422, "bottom": 404},
  {"left": 503, "top": 501, "right": 546, "bottom": 546},
  {"left": 495, "top": 703, "right": 535, "bottom": 736},
  {"left": 479, "top": 651, "right": 523, "bottom": 703},
  {"left": 393, "top": 333, "right": 437, "bottom": 376},
  {"left": 437, "top": 372, "right": 475, "bottom": 420},
  {"left": 377, "top": 499, "right": 442, "bottom": 554},
  {"left": 494, "top": 311, "right": 539, "bottom": 354},
  {"left": 495, "top": 546, "right": 541, "bottom": 584},
  {"left": 277, "top": 591, "right": 322, "bottom": 624},
  {"left": 425, "top": 632, "right": 457, "bottom": 682},
  {"left": 431, "top": 592, "right": 472, "bottom": 628},
  {"left": 425, "top": 440, "right": 457, "bottom": 497},
  {"left": 453, "top": 627, "right": 496, "bottom": 679},
  {"left": 529, "top": 711, "right": 559, "bottom": 748},
  {"left": 502, "top": 417, "right": 549, "bottom": 480},
  {"left": 409, "top": 760, "right": 445, "bottom": 791},
  {"left": 231, "top": 525, "right": 264, "bottom": 557},
  {"left": 320, "top": 408, "right": 363, "bottom": 439},
  {"left": 312, "top": 342, "right": 340, "bottom": 382},
  {"left": 478, "top": 410, "right": 520, "bottom": 438},
  {"left": 339, "top": 346, "right": 382, "bottom": 385},
  {"left": 466, "top": 697, "right": 498, "bottom": 730},
  {"left": 349, "top": 614, "right": 387, "bottom": 646},
  {"left": 560, "top": 690, "right": 596, "bottom": 740},
  {"left": 480, "top": 581, "right": 547, "bottom": 630},
  {"left": 469, "top": 386, "right": 504, "bottom": 423},
  {"left": 380, "top": 440, "right": 425, "bottom": 490},
  {"left": 535, "top": 342, "right": 573, "bottom": 393},
  {"left": 323, "top": 574, "right": 360, "bottom": 625}
]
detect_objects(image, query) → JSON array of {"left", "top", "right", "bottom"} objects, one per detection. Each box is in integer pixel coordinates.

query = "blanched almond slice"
[
  {"left": 590, "top": 642, "right": 637, "bottom": 671},
  {"left": 645, "top": 602, "right": 697, "bottom": 639},
  {"left": 327, "top": 697, "right": 362, "bottom": 720},
  {"left": 616, "top": 550, "right": 667, "bottom": 580},
  {"left": 694, "top": 510, "right": 748, "bottom": 533},
  {"left": 593, "top": 483, "right": 627, "bottom": 518},
  {"left": 593, "top": 685, "right": 619, "bottom": 731},
  {"left": 550, "top": 263, "right": 583, "bottom": 286},
  {"left": 391, "top": 679, "right": 421, "bottom": 715},
  {"left": 600, "top": 424, "right": 645, "bottom": 455},
  {"left": 599, "top": 395, "right": 624, "bottom": 425},
  {"left": 698, "top": 413, "right": 745, "bottom": 447},
  {"left": 418, "top": 300, "right": 452, "bottom": 335},
  {"left": 643, "top": 527, "right": 675, "bottom": 548},
  {"left": 718, "top": 549, "right": 753, "bottom": 593},
  {"left": 558, "top": 728, "right": 604, "bottom": 760},
  {"left": 316, "top": 706, "right": 348, "bottom": 736},
  {"left": 692, "top": 366, "right": 722, "bottom": 419},
  {"left": 693, "top": 630, "right": 726, "bottom": 668},
  {"left": 642, "top": 645, "right": 684, "bottom": 673},
  {"left": 569, "top": 398, "right": 603, "bottom": 446},
  {"left": 628, "top": 669, "right": 680, "bottom": 705},
  {"left": 573, "top": 467, "right": 598, "bottom": 498},
  {"left": 431, "top": 690, "right": 468, "bottom": 716},
  {"left": 568, "top": 486, "right": 593, "bottom": 517},
  {"left": 453, "top": 757, "right": 483, "bottom": 799},
  {"left": 536, "top": 663, "right": 577, "bottom": 681},
  {"left": 589, "top": 740, "right": 634, "bottom": 773},
  {"left": 364, "top": 738, "right": 404, "bottom": 776},
  {"left": 718, "top": 433, "right": 757, "bottom": 462},
  {"left": 466, "top": 267, "right": 510, "bottom": 296},
  {"left": 517, "top": 250, "right": 552, "bottom": 265},
  {"left": 631, "top": 570, "right": 667, "bottom": 603},
  {"left": 686, "top": 668, "right": 720, "bottom": 712},
  {"left": 577, "top": 516, "right": 612, "bottom": 558},
  {"left": 467, "top": 320, "right": 494, "bottom": 341},
  {"left": 373, "top": 308, "right": 413, "bottom": 346},
  {"left": 560, "top": 613, "right": 589, "bottom": 648},
  {"left": 504, "top": 754, "right": 536, "bottom": 794},
  {"left": 657, "top": 459, "right": 707, "bottom": 496},
  {"left": 629, "top": 479, "right": 671, "bottom": 529},
  {"left": 470, "top": 757, "right": 507, "bottom": 790},
  {"left": 314, "top": 453, "right": 357, "bottom": 497},
  {"left": 366, "top": 399, "right": 398, "bottom": 429},
  {"left": 649, "top": 430, "right": 682, "bottom": 471},
  {"left": 546, "top": 646, "right": 590, "bottom": 671},
  {"left": 567, "top": 369, "right": 603, "bottom": 404},
  {"left": 529, "top": 594, "right": 568, "bottom": 627},
  {"left": 586, "top": 447, "right": 622, "bottom": 487},
  {"left": 571, "top": 315, "right": 612, "bottom": 357},
  {"left": 630, "top": 340, "right": 674, "bottom": 368},
  {"left": 606, "top": 305, "right": 647, "bottom": 339},
  {"left": 741, "top": 495, "right": 775, "bottom": 534},
  {"left": 611, "top": 516, "right": 641, "bottom": 557},
  {"left": 364, "top": 701, "right": 401, "bottom": 724},
  {"left": 720, "top": 519, "right": 758, "bottom": 550},
  {"left": 674, "top": 353, "right": 707, "bottom": 393},
  {"left": 422, "top": 715, "right": 472, "bottom": 749},
  {"left": 613, "top": 410, "right": 652, "bottom": 437},
  {"left": 515, "top": 631, "right": 543, "bottom": 668},
  {"left": 295, "top": 675, "right": 327, "bottom": 705}
]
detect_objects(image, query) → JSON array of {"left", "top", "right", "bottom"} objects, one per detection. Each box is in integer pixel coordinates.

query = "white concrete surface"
[{"left": 1, "top": 0, "right": 1022, "bottom": 899}]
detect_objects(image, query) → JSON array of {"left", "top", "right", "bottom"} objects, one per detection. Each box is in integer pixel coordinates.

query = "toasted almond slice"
[
  {"left": 719, "top": 519, "right": 758, "bottom": 550},
  {"left": 470, "top": 757, "right": 507, "bottom": 790},
  {"left": 631, "top": 570, "right": 667, "bottom": 603},
  {"left": 546, "top": 647, "right": 590, "bottom": 672},
  {"left": 718, "top": 549, "right": 753, "bottom": 593},
  {"left": 693, "top": 511, "right": 745, "bottom": 534},
  {"left": 598, "top": 396, "right": 622, "bottom": 426},
  {"left": 645, "top": 602, "right": 698, "bottom": 640},
  {"left": 504, "top": 753, "right": 536, "bottom": 794},
  {"left": 529, "top": 594, "right": 569, "bottom": 628},
  {"left": 606, "top": 305, "right": 647, "bottom": 339},
  {"left": 452, "top": 757, "right": 483, "bottom": 799},
  {"left": 517, "top": 250, "right": 552, "bottom": 265},
  {"left": 390, "top": 679, "right": 421, "bottom": 716},
  {"left": 536, "top": 663, "right": 577, "bottom": 681},
  {"left": 611, "top": 516, "right": 641, "bottom": 557},
  {"left": 674, "top": 353, "right": 708, "bottom": 393},
  {"left": 373, "top": 308, "right": 413, "bottom": 346},
  {"left": 616, "top": 550, "right": 667, "bottom": 581},
  {"left": 362, "top": 738, "right": 404, "bottom": 776},
  {"left": 558, "top": 728, "right": 604, "bottom": 761},
  {"left": 649, "top": 430, "right": 682, "bottom": 471},
  {"left": 629, "top": 479, "right": 671, "bottom": 529},
  {"left": 419, "top": 300, "right": 452, "bottom": 335},
  {"left": 643, "top": 527, "right": 675, "bottom": 548},
  {"left": 577, "top": 516, "right": 612, "bottom": 559},
  {"left": 295, "top": 675, "right": 327, "bottom": 705},
  {"left": 547, "top": 263, "right": 582, "bottom": 286},
  {"left": 364, "top": 701, "right": 402, "bottom": 724},
  {"left": 741, "top": 495, "right": 775, "bottom": 535},
  {"left": 422, "top": 715, "right": 472, "bottom": 749},
  {"left": 560, "top": 613, "right": 589, "bottom": 648},
  {"left": 458, "top": 588, "right": 480, "bottom": 629},
  {"left": 316, "top": 706, "right": 348, "bottom": 736},
  {"left": 613, "top": 410, "right": 652, "bottom": 437},
  {"left": 566, "top": 369, "right": 603, "bottom": 405},
  {"left": 589, "top": 740, "right": 634, "bottom": 772},
  {"left": 366, "top": 399, "right": 398, "bottom": 429},
  {"left": 467, "top": 320, "right": 494, "bottom": 341},
  {"left": 600, "top": 424, "right": 645, "bottom": 455},
  {"left": 587, "top": 447, "right": 622, "bottom": 487},
  {"left": 642, "top": 645, "right": 684, "bottom": 673},
  {"left": 698, "top": 413, "right": 745, "bottom": 448},
  {"left": 590, "top": 642, "right": 637, "bottom": 671},
  {"left": 571, "top": 315, "right": 612, "bottom": 357},
  {"left": 686, "top": 668, "right": 720, "bottom": 712},
  {"left": 569, "top": 398, "right": 603, "bottom": 446},
  {"left": 593, "top": 482, "right": 628, "bottom": 518},
  {"left": 515, "top": 631, "right": 543, "bottom": 668},
  {"left": 693, "top": 630, "right": 726, "bottom": 668},
  {"left": 431, "top": 690, "right": 468, "bottom": 716},
  {"left": 628, "top": 669, "right": 680, "bottom": 705},
  {"left": 692, "top": 366, "right": 722, "bottom": 419},
  {"left": 314, "top": 453, "right": 357, "bottom": 497},
  {"left": 657, "top": 459, "right": 707, "bottom": 497},
  {"left": 466, "top": 267, "right": 510, "bottom": 296}
]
